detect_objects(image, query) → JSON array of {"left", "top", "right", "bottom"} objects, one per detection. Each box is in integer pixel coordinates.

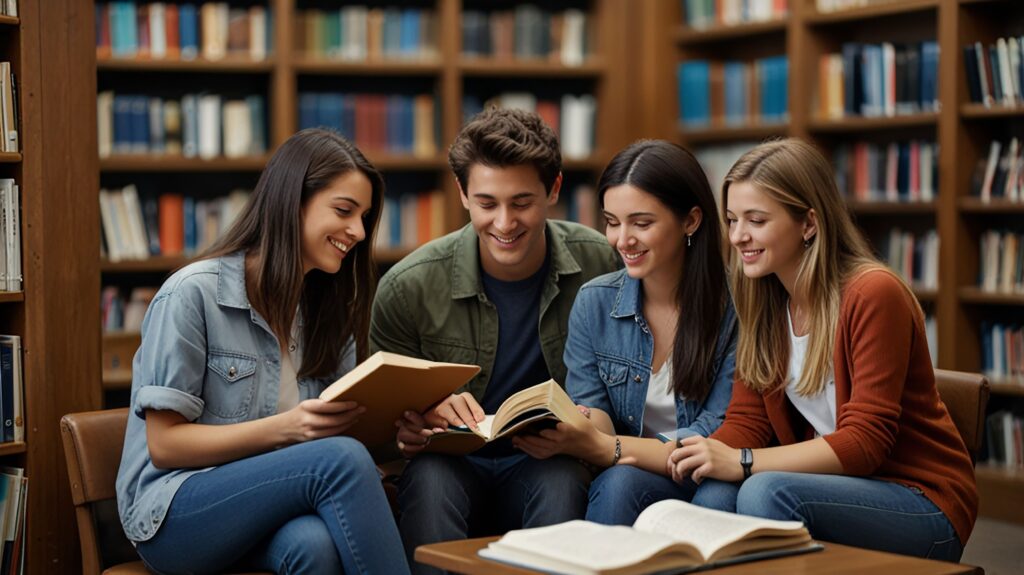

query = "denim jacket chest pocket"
[
  {"left": 205, "top": 349, "right": 259, "bottom": 421},
  {"left": 597, "top": 358, "right": 634, "bottom": 419}
]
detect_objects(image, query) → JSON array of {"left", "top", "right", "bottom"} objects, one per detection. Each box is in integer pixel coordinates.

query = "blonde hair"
[{"left": 722, "top": 139, "right": 916, "bottom": 395}]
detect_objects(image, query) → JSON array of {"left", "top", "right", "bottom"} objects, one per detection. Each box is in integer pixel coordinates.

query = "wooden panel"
[{"left": 976, "top": 465, "right": 1024, "bottom": 526}]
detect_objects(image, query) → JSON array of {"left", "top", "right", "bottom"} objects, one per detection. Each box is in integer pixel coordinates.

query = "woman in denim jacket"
[
  {"left": 115, "top": 129, "right": 410, "bottom": 574},
  {"left": 513, "top": 140, "right": 737, "bottom": 526}
]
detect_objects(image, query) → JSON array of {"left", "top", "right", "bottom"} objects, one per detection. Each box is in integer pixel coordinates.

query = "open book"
[
  {"left": 319, "top": 351, "right": 480, "bottom": 448},
  {"left": 424, "top": 379, "right": 588, "bottom": 455},
  {"left": 478, "top": 499, "right": 821, "bottom": 575}
]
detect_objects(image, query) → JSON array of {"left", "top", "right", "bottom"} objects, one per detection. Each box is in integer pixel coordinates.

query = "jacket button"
[
  {"left": 228, "top": 366, "right": 237, "bottom": 377},
  {"left": 628, "top": 416, "right": 634, "bottom": 422},
  {"left": 633, "top": 374, "right": 641, "bottom": 382}
]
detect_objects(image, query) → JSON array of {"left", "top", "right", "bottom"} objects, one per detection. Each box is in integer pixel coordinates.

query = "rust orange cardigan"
[{"left": 712, "top": 270, "right": 978, "bottom": 545}]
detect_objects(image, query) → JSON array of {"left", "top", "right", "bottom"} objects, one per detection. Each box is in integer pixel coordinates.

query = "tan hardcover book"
[
  {"left": 424, "top": 379, "right": 588, "bottom": 456},
  {"left": 319, "top": 351, "right": 480, "bottom": 448},
  {"left": 479, "top": 499, "right": 820, "bottom": 575}
]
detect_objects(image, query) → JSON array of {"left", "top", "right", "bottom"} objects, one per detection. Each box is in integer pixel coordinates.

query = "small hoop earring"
[{"left": 686, "top": 234, "right": 692, "bottom": 247}]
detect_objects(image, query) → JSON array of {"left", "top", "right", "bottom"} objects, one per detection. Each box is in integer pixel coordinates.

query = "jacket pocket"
[
  {"left": 597, "top": 358, "right": 632, "bottom": 417},
  {"left": 205, "top": 350, "right": 258, "bottom": 420}
]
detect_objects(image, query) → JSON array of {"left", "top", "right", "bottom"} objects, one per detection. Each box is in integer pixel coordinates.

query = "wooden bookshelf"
[
  {"left": 457, "top": 59, "right": 606, "bottom": 78},
  {"left": 101, "top": 255, "right": 189, "bottom": 273},
  {"left": 292, "top": 58, "right": 443, "bottom": 76},
  {"left": 100, "top": 155, "right": 269, "bottom": 172},
  {"left": 0, "top": 292, "right": 23, "bottom": 303},
  {"left": 0, "top": 152, "right": 20, "bottom": 163},
  {"left": 0, "top": 15, "right": 16, "bottom": 26},
  {"left": 0, "top": 442, "right": 25, "bottom": 457},
  {"left": 646, "top": 0, "right": 1024, "bottom": 524},
  {"left": 988, "top": 379, "right": 1024, "bottom": 397},
  {"left": 97, "top": 57, "right": 275, "bottom": 72}
]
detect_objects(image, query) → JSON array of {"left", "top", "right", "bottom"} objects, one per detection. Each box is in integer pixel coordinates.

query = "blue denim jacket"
[
  {"left": 564, "top": 269, "right": 737, "bottom": 440},
  {"left": 115, "top": 252, "right": 355, "bottom": 542}
]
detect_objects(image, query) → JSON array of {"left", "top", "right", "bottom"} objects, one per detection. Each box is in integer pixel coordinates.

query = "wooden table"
[{"left": 415, "top": 537, "right": 982, "bottom": 575}]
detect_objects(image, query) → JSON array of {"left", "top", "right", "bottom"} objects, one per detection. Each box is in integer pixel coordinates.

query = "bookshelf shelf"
[
  {"left": 0, "top": 15, "right": 16, "bottom": 26},
  {"left": 99, "top": 155, "right": 269, "bottom": 172},
  {"left": 912, "top": 288, "right": 938, "bottom": 302},
  {"left": 807, "top": 113, "right": 938, "bottom": 133},
  {"left": 960, "top": 103, "right": 1024, "bottom": 119},
  {"left": 805, "top": 0, "right": 940, "bottom": 25},
  {"left": 958, "top": 198, "right": 1024, "bottom": 213},
  {"left": 0, "top": 292, "right": 24, "bottom": 303},
  {"left": 673, "top": 20, "right": 787, "bottom": 46},
  {"left": 97, "top": 57, "right": 275, "bottom": 73},
  {"left": 374, "top": 248, "right": 415, "bottom": 265},
  {"left": 0, "top": 152, "right": 21, "bottom": 163},
  {"left": 847, "top": 200, "right": 936, "bottom": 215},
  {"left": 976, "top": 464, "right": 1024, "bottom": 525},
  {"left": 563, "top": 157, "right": 606, "bottom": 171},
  {"left": 101, "top": 256, "right": 189, "bottom": 273},
  {"left": 989, "top": 379, "right": 1024, "bottom": 397},
  {"left": 293, "top": 58, "right": 443, "bottom": 76},
  {"left": 679, "top": 124, "right": 788, "bottom": 145},
  {"left": 102, "top": 369, "right": 133, "bottom": 391},
  {"left": 457, "top": 59, "right": 605, "bottom": 78},
  {"left": 958, "top": 287, "right": 1024, "bottom": 306},
  {"left": 0, "top": 442, "right": 25, "bottom": 457}
]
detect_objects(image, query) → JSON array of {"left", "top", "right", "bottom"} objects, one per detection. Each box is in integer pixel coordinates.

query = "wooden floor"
[{"left": 961, "top": 517, "right": 1024, "bottom": 575}]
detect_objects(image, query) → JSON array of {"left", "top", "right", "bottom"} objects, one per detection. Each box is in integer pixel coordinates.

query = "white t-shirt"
[
  {"left": 784, "top": 307, "right": 836, "bottom": 437},
  {"left": 642, "top": 357, "right": 678, "bottom": 439},
  {"left": 277, "top": 321, "right": 302, "bottom": 413}
]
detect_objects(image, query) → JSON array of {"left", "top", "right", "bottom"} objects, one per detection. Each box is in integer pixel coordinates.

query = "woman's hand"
[
  {"left": 667, "top": 436, "right": 743, "bottom": 484},
  {"left": 281, "top": 399, "right": 365, "bottom": 444},
  {"left": 512, "top": 406, "right": 613, "bottom": 464}
]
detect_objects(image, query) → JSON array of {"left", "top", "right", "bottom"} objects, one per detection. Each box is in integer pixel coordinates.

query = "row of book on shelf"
[
  {"left": 100, "top": 185, "right": 250, "bottom": 261},
  {"left": 97, "top": 92, "right": 266, "bottom": 159},
  {"left": 681, "top": 0, "right": 788, "bottom": 29},
  {"left": 462, "top": 7, "right": 589, "bottom": 66},
  {"left": 298, "top": 93, "right": 437, "bottom": 158},
  {"left": 298, "top": 7, "right": 435, "bottom": 62},
  {"left": 972, "top": 138, "right": 1023, "bottom": 203},
  {"left": 0, "top": 0, "right": 15, "bottom": 17},
  {"left": 0, "top": 180, "right": 19, "bottom": 293},
  {"left": 833, "top": 140, "right": 938, "bottom": 203},
  {"left": 0, "top": 62, "right": 18, "bottom": 154},
  {"left": 978, "top": 229, "right": 1024, "bottom": 295},
  {"left": 375, "top": 190, "right": 444, "bottom": 252},
  {"left": 964, "top": 37, "right": 1024, "bottom": 108},
  {"left": 982, "top": 323, "right": 1024, "bottom": 386},
  {"left": 818, "top": 41, "right": 940, "bottom": 120},
  {"left": 985, "top": 410, "right": 1023, "bottom": 468},
  {"left": 102, "top": 286, "right": 156, "bottom": 334},
  {"left": 677, "top": 56, "right": 789, "bottom": 128},
  {"left": 97, "top": 2, "right": 270, "bottom": 61},
  {"left": 0, "top": 464, "right": 26, "bottom": 575},
  {"left": 463, "top": 93, "right": 597, "bottom": 161},
  {"left": 882, "top": 228, "right": 938, "bottom": 292},
  {"left": 0, "top": 336, "right": 22, "bottom": 445}
]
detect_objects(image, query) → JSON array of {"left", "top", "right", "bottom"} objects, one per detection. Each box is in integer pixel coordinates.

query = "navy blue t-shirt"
[{"left": 476, "top": 256, "right": 551, "bottom": 457}]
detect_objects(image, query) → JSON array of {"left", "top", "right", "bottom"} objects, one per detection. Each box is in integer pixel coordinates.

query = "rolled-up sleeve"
[{"left": 132, "top": 287, "right": 208, "bottom": 421}]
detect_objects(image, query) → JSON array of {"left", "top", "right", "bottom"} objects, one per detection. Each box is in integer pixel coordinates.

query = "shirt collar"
[
  {"left": 216, "top": 251, "right": 251, "bottom": 309},
  {"left": 610, "top": 271, "right": 642, "bottom": 319}
]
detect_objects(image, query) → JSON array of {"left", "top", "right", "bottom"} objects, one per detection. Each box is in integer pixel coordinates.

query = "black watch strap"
[{"left": 740, "top": 447, "right": 753, "bottom": 479}]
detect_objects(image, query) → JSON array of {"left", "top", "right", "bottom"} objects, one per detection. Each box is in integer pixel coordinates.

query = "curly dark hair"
[{"left": 448, "top": 107, "right": 562, "bottom": 196}]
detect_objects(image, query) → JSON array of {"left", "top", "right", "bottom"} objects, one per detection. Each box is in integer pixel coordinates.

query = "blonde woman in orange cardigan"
[{"left": 669, "top": 139, "right": 977, "bottom": 561}]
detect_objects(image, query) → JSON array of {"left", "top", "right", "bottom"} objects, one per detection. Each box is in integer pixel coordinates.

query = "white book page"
[
  {"left": 449, "top": 414, "right": 495, "bottom": 439},
  {"left": 493, "top": 520, "right": 681, "bottom": 571},
  {"left": 633, "top": 499, "right": 805, "bottom": 561}
]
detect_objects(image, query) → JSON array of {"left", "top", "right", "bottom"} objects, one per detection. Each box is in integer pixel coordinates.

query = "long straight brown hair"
[
  {"left": 202, "top": 128, "right": 384, "bottom": 378},
  {"left": 598, "top": 140, "right": 734, "bottom": 401}
]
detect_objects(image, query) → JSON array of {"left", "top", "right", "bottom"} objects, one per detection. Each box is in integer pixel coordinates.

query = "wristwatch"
[{"left": 740, "top": 448, "right": 753, "bottom": 479}]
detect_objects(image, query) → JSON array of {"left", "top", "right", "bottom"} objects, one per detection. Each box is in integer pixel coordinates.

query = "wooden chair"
[
  {"left": 60, "top": 408, "right": 265, "bottom": 575},
  {"left": 933, "top": 369, "right": 990, "bottom": 462}
]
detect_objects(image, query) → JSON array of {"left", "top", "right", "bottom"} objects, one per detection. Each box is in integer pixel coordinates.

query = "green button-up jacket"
[{"left": 370, "top": 220, "right": 620, "bottom": 401}]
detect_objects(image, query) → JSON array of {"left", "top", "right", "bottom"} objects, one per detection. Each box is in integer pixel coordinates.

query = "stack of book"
[
  {"left": 881, "top": 228, "right": 938, "bottom": 292},
  {"left": 0, "top": 1, "right": 15, "bottom": 17},
  {"left": 101, "top": 286, "right": 157, "bottom": 333},
  {"left": 0, "top": 180, "right": 19, "bottom": 292},
  {"left": 97, "top": 92, "right": 266, "bottom": 159},
  {"left": 985, "top": 410, "right": 1023, "bottom": 467},
  {"left": 99, "top": 185, "right": 250, "bottom": 261},
  {"left": 296, "top": 7, "right": 437, "bottom": 61},
  {"left": 0, "top": 336, "right": 23, "bottom": 444},
  {"left": 977, "top": 229, "right": 1024, "bottom": 295},
  {"left": 818, "top": 41, "right": 939, "bottom": 119},
  {"left": 833, "top": 140, "right": 938, "bottom": 202},
  {"left": 677, "top": 56, "right": 789, "bottom": 128},
  {"left": 298, "top": 93, "right": 437, "bottom": 158},
  {"left": 462, "top": 7, "right": 588, "bottom": 66},
  {"left": 963, "top": 37, "right": 1023, "bottom": 108},
  {"left": 683, "top": 0, "right": 788, "bottom": 29},
  {"left": 96, "top": 2, "right": 270, "bottom": 61},
  {"left": 0, "top": 62, "right": 17, "bottom": 154},
  {"left": 970, "top": 138, "right": 1023, "bottom": 202},
  {"left": 374, "top": 190, "right": 446, "bottom": 251}
]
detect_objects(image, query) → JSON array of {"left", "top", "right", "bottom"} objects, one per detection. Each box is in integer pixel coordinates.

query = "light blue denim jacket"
[
  {"left": 115, "top": 252, "right": 355, "bottom": 542},
  {"left": 564, "top": 269, "right": 737, "bottom": 440}
]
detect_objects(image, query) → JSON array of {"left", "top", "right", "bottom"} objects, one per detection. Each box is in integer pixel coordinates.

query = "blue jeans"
[
  {"left": 398, "top": 452, "right": 591, "bottom": 575},
  {"left": 586, "top": 465, "right": 698, "bottom": 525},
  {"left": 136, "top": 437, "right": 410, "bottom": 575},
  {"left": 692, "top": 472, "right": 963, "bottom": 562}
]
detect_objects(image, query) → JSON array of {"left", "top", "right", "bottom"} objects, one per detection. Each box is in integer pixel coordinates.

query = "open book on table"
[
  {"left": 318, "top": 351, "right": 480, "bottom": 448},
  {"left": 478, "top": 499, "right": 821, "bottom": 575},
  {"left": 423, "top": 379, "right": 588, "bottom": 455}
]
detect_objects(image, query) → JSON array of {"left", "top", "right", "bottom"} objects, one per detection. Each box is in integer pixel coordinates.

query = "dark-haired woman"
[
  {"left": 513, "top": 140, "right": 737, "bottom": 526},
  {"left": 116, "top": 128, "right": 410, "bottom": 574}
]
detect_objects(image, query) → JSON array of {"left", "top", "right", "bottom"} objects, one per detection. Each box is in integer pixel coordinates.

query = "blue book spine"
[
  {"left": 920, "top": 41, "right": 940, "bottom": 111},
  {"left": 130, "top": 96, "right": 149, "bottom": 153},
  {"left": 183, "top": 196, "right": 196, "bottom": 254},
  {"left": 341, "top": 95, "right": 356, "bottom": 142},
  {"left": 0, "top": 341, "right": 13, "bottom": 443},
  {"left": 179, "top": 4, "right": 199, "bottom": 59},
  {"left": 298, "top": 93, "right": 318, "bottom": 130},
  {"left": 246, "top": 95, "right": 266, "bottom": 154},
  {"left": 323, "top": 94, "right": 344, "bottom": 135},
  {"left": 401, "top": 10, "right": 420, "bottom": 57},
  {"left": 723, "top": 62, "right": 746, "bottom": 125},
  {"left": 678, "top": 60, "right": 710, "bottom": 127},
  {"left": 113, "top": 95, "right": 133, "bottom": 154}
]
